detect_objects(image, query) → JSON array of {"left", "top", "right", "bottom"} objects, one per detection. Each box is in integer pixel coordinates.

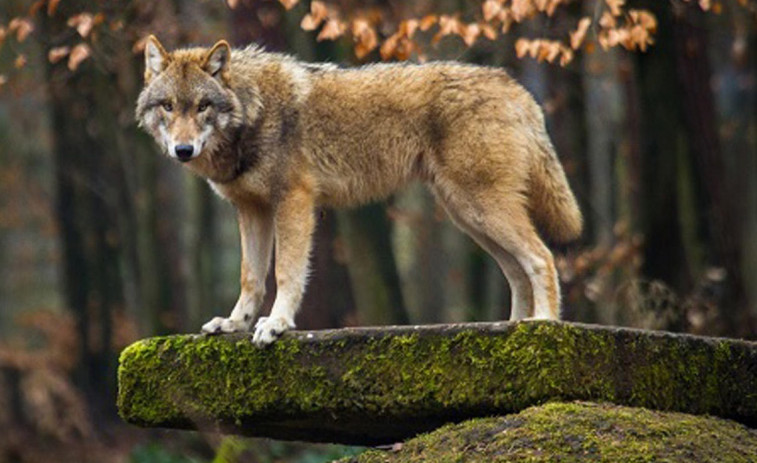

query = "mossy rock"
[
  {"left": 341, "top": 402, "right": 757, "bottom": 462},
  {"left": 117, "top": 320, "right": 757, "bottom": 445}
]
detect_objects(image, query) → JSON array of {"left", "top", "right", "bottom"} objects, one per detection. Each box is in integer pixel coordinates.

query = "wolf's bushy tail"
[{"left": 528, "top": 139, "right": 583, "bottom": 243}]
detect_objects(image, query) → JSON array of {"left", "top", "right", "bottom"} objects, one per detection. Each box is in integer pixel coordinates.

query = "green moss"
[
  {"left": 117, "top": 321, "right": 757, "bottom": 445},
  {"left": 340, "top": 402, "right": 757, "bottom": 463}
]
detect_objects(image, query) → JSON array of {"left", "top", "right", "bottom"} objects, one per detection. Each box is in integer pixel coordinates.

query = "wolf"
[{"left": 136, "top": 36, "right": 582, "bottom": 346}]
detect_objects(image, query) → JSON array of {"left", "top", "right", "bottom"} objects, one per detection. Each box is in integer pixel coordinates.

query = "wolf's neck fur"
[{"left": 195, "top": 48, "right": 310, "bottom": 196}]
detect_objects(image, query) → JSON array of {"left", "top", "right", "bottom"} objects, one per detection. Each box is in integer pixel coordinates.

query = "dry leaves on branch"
[
  {"left": 598, "top": 10, "right": 657, "bottom": 52},
  {"left": 460, "top": 23, "right": 481, "bottom": 46},
  {"left": 419, "top": 14, "right": 438, "bottom": 31},
  {"left": 317, "top": 18, "right": 346, "bottom": 41},
  {"left": 482, "top": 0, "right": 502, "bottom": 21},
  {"left": 606, "top": 0, "right": 625, "bottom": 16},
  {"left": 381, "top": 33, "right": 415, "bottom": 61},
  {"left": 511, "top": 0, "right": 537, "bottom": 21},
  {"left": 301, "top": 1, "right": 329, "bottom": 31},
  {"left": 516, "top": 38, "right": 574, "bottom": 66},
  {"left": 352, "top": 19, "right": 378, "bottom": 59},
  {"left": 570, "top": 17, "right": 592, "bottom": 50},
  {"left": 8, "top": 17, "right": 34, "bottom": 42},
  {"left": 48, "top": 46, "right": 71, "bottom": 64},
  {"left": 68, "top": 44, "right": 91, "bottom": 71},
  {"left": 68, "top": 13, "right": 104, "bottom": 38},
  {"left": 433, "top": 15, "right": 462, "bottom": 44}
]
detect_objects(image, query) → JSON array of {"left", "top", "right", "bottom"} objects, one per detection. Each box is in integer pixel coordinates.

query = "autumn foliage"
[{"left": 0, "top": 0, "right": 747, "bottom": 89}]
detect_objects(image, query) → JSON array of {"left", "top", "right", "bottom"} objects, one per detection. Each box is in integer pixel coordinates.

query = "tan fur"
[{"left": 136, "top": 36, "right": 582, "bottom": 344}]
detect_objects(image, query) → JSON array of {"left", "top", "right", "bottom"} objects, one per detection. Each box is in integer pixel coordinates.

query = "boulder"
[{"left": 117, "top": 320, "right": 757, "bottom": 445}]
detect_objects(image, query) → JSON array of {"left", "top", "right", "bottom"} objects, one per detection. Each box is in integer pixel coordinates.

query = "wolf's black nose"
[{"left": 175, "top": 145, "right": 194, "bottom": 161}]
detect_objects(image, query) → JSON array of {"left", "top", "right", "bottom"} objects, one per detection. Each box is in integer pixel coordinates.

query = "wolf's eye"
[
  {"left": 198, "top": 102, "right": 210, "bottom": 113},
  {"left": 162, "top": 102, "right": 173, "bottom": 112}
]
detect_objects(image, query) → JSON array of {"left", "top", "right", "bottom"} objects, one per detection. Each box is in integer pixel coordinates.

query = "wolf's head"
[{"left": 136, "top": 36, "right": 246, "bottom": 164}]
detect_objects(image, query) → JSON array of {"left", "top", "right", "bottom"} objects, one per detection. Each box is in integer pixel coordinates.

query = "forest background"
[{"left": 0, "top": 0, "right": 755, "bottom": 461}]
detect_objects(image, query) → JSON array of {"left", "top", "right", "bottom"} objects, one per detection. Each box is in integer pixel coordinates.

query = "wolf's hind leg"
[
  {"left": 473, "top": 205, "right": 560, "bottom": 320},
  {"left": 436, "top": 196, "right": 534, "bottom": 319},
  {"left": 202, "top": 204, "right": 274, "bottom": 334},
  {"left": 433, "top": 181, "right": 560, "bottom": 320},
  {"left": 253, "top": 183, "right": 315, "bottom": 346}
]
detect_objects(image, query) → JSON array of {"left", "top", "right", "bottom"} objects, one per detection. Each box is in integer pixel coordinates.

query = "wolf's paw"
[
  {"left": 201, "top": 316, "right": 250, "bottom": 334},
  {"left": 252, "top": 316, "right": 294, "bottom": 346}
]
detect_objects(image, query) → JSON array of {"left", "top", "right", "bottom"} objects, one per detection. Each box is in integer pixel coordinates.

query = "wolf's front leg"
[
  {"left": 202, "top": 204, "right": 274, "bottom": 334},
  {"left": 253, "top": 183, "right": 315, "bottom": 346}
]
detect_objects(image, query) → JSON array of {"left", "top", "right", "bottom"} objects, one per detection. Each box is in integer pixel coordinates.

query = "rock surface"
[
  {"left": 340, "top": 402, "right": 757, "bottom": 462},
  {"left": 117, "top": 320, "right": 757, "bottom": 445}
]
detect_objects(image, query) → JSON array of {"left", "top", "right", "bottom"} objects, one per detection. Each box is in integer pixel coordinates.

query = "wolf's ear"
[
  {"left": 204, "top": 40, "right": 231, "bottom": 81},
  {"left": 144, "top": 35, "right": 169, "bottom": 82}
]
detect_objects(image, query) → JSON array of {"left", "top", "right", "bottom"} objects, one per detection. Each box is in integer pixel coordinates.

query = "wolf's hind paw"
[{"left": 201, "top": 316, "right": 249, "bottom": 334}]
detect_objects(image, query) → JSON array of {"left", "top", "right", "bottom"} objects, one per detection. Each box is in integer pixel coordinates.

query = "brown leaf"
[
  {"left": 482, "top": 0, "right": 502, "bottom": 22},
  {"left": 311, "top": 1, "right": 328, "bottom": 20},
  {"left": 515, "top": 38, "right": 532, "bottom": 58},
  {"left": 48, "top": 46, "right": 71, "bottom": 64},
  {"left": 605, "top": 0, "right": 625, "bottom": 16},
  {"left": 47, "top": 0, "right": 61, "bottom": 16},
  {"left": 599, "top": 11, "right": 616, "bottom": 29},
  {"left": 227, "top": 0, "right": 239, "bottom": 8},
  {"left": 560, "top": 47, "right": 574, "bottom": 66},
  {"left": 460, "top": 23, "right": 480, "bottom": 47},
  {"left": 67, "top": 13, "right": 94, "bottom": 38},
  {"left": 394, "top": 37, "right": 415, "bottom": 61},
  {"left": 511, "top": 0, "right": 536, "bottom": 21},
  {"left": 132, "top": 36, "right": 149, "bottom": 54},
  {"left": 317, "top": 19, "right": 345, "bottom": 41},
  {"left": 630, "top": 10, "right": 657, "bottom": 32},
  {"left": 14, "top": 54, "right": 27, "bottom": 69},
  {"left": 419, "top": 14, "right": 437, "bottom": 31},
  {"left": 278, "top": 0, "right": 299, "bottom": 10},
  {"left": 301, "top": 1, "right": 328, "bottom": 31},
  {"left": 0, "top": 75, "right": 7, "bottom": 88},
  {"left": 542, "top": 42, "right": 561, "bottom": 62},
  {"left": 699, "top": 0, "right": 711, "bottom": 10},
  {"left": 28, "top": 0, "right": 45, "bottom": 16},
  {"left": 9, "top": 18, "right": 34, "bottom": 42},
  {"left": 545, "top": 0, "right": 561, "bottom": 16},
  {"left": 380, "top": 34, "right": 399, "bottom": 60},
  {"left": 68, "top": 43, "right": 91, "bottom": 71},
  {"left": 351, "top": 19, "right": 377, "bottom": 59},
  {"left": 398, "top": 19, "right": 419, "bottom": 39},
  {"left": 434, "top": 15, "right": 462, "bottom": 44},
  {"left": 480, "top": 23, "right": 498, "bottom": 41},
  {"left": 569, "top": 17, "right": 592, "bottom": 50},
  {"left": 499, "top": 8, "right": 513, "bottom": 33},
  {"left": 0, "top": 27, "right": 6, "bottom": 46}
]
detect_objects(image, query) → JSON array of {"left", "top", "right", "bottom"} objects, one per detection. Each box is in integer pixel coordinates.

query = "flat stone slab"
[{"left": 117, "top": 320, "right": 757, "bottom": 445}]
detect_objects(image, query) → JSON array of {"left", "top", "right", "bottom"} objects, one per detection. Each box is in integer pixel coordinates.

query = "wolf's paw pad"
[
  {"left": 201, "top": 317, "right": 249, "bottom": 334},
  {"left": 252, "top": 316, "right": 294, "bottom": 346}
]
